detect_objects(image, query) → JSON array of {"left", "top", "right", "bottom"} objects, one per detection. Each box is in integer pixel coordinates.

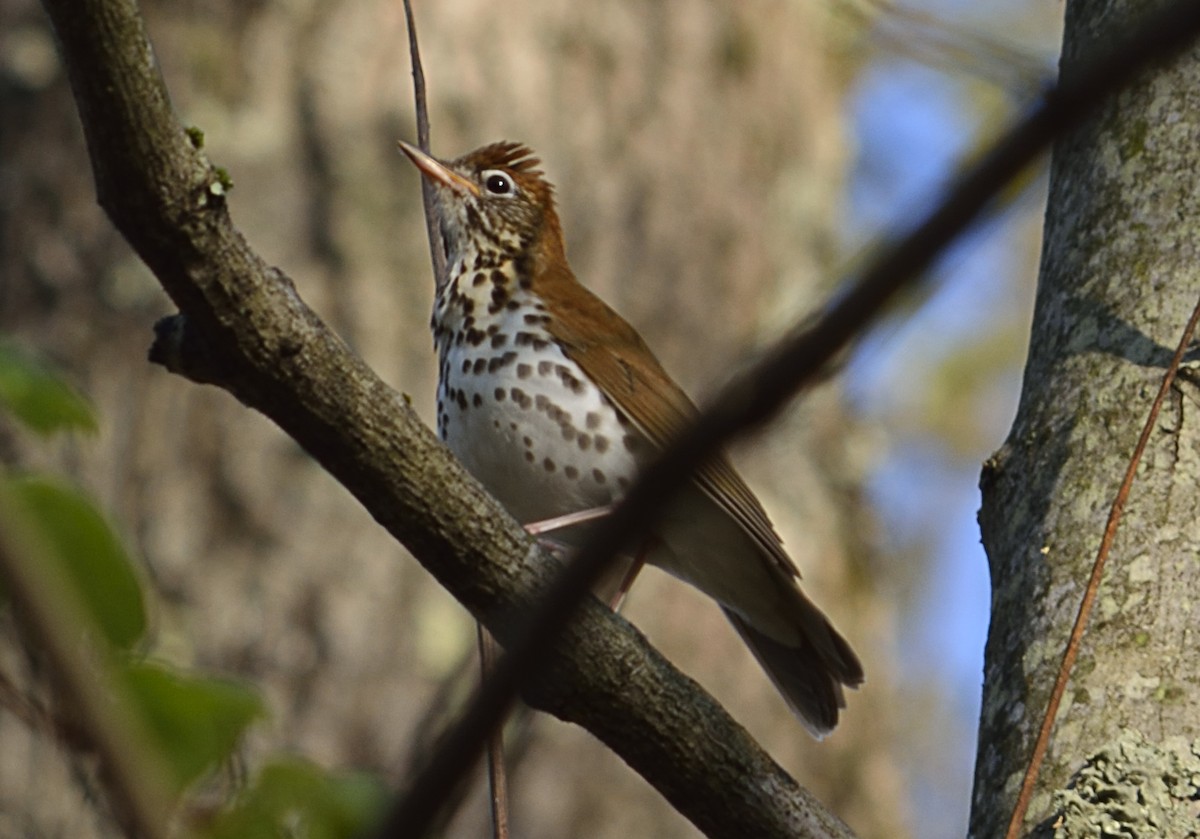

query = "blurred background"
[{"left": 0, "top": 0, "right": 1061, "bottom": 836}]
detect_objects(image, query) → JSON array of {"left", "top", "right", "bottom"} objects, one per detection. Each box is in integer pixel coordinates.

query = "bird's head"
[{"left": 398, "top": 140, "right": 565, "bottom": 277}]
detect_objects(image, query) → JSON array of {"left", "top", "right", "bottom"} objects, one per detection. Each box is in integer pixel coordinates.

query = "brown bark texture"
[{"left": 973, "top": 1, "right": 1200, "bottom": 836}]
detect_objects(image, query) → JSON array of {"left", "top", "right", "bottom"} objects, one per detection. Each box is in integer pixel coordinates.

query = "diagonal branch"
[{"left": 37, "top": 0, "right": 855, "bottom": 837}]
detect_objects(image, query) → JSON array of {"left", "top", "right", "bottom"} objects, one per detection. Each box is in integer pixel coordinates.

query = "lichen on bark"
[{"left": 1047, "top": 733, "right": 1200, "bottom": 839}]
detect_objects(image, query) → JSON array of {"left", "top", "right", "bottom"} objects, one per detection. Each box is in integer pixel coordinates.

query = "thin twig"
[
  {"left": 380, "top": 5, "right": 1200, "bottom": 836},
  {"left": 0, "top": 666, "right": 97, "bottom": 756},
  {"left": 401, "top": 4, "right": 511, "bottom": 832},
  {"left": 401, "top": 0, "right": 446, "bottom": 286},
  {"left": 1003, "top": 292, "right": 1200, "bottom": 838},
  {"left": 477, "top": 625, "right": 510, "bottom": 839}
]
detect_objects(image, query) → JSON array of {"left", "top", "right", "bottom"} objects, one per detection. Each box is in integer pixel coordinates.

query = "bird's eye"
[{"left": 483, "top": 172, "right": 513, "bottom": 195}]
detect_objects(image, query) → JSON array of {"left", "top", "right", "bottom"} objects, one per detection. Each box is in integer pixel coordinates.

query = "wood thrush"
[{"left": 399, "top": 140, "right": 863, "bottom": 735}]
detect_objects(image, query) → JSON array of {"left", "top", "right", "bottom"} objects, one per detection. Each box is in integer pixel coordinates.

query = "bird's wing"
[{"left": 536, "top": 264, "right": 801, "bottom": 582}]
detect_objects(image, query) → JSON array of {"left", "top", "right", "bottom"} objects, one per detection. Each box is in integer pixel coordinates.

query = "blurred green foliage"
[
  {"left": 0, "top": 342, "right": 97, "bottom": 435},
  {"left": 0, "top": 341, "right": 385, "bottom": 838}
]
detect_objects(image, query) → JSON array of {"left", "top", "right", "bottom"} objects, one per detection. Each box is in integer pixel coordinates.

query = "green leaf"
[
  {"left": 205, "top": 758, "right": 387, "bottom": 839},
  {"left": 0, "top": 343, "right": 96, "bottom": 435},
  {"left": 3, "top": 476, "right": 145, "bottom": 649},
  {"left": 122, "top": 660, "right": 266, "bottom": 792}
]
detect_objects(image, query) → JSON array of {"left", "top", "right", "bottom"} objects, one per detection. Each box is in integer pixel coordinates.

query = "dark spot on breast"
[
  {"left": 564, "top": 466, "right": 579, "bottom": 480},
  {"left": 557, "top": 366, "right": 585, "bottom": 394},
  {"left": 592, "top": 469, "right": 606, "bottom": 484},
  {"left": 515, "top": 256, "right": 534, "bottom": 288},
  {"left": 561, "top": 425, "right": 576, "bottom": 442},
  {"left": 585, "top": 412, "right": 602, "bottom": 430},
  {"left": 466, "top": 328, "right": 486, "bottom": 346},
  {"left": 456, "top": 391, "right": 468, "bottom": 410},
  {"left": 543, "top": 457, "right": 556, "bottom": 473},
  {"left": 535, "top": 394, "right": 551, "bottom": 412},
  {"left": 489, "top": 286, "right": 509, "bottom": 313},
  {"left": 524, "top": 451, "right": 535, "bottom": 463},
  {"left": 517, "top": 363, "right": 532, "bottom": 379},
  {"left": 532, "top": 338, "right": 550, "bottom": 351},
  {"left": 473, "top": 393, "right": 483, "bottom": 408},
  {"left": 472, "top": 272, "right": 487, "bottom": 287},
  {"left": 594, "top": 435, "right": 609, "bottom": 454},
  {"left": 461, "top": 359, "right": 471, "bottom": 373},
  {"left": 494, "top": 388, "right": 506, "bottom": 401},
  {"left": 491, "top": 333, "right": 508, "bottom": 349},
  {"left": 524, "top": 313, "right": 548, "bottom": 326},
  {"left": 515, "top": 332, "right": 534, "bottom": 347},
  {"left": 491, "top": 269, "right": 507, "bottom": 285},
  {"left": 473, "top": 358, "right": 487, "bottom": 374},
  {"left": 622, "top": 433, "right": 641, "bottom": 452},
  {"left": 577, "top": 434, "right": 591, "bottom": 451},
  {"left": 506, "top": 300, "right": 521, "bottom": 310},
  {"left": 511, "top": 388, "right": 532, "bottom": 409},
  {"left": 488, "top": 352, "right": 518, "bottom": 373},
  {"left": 522, "top": 436, "right": 533, "bottom": 448},
  {"left": 537, "top": 360, "right": 554, "bottom": 376}
]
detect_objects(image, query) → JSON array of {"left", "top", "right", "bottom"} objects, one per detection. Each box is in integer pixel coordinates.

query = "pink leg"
[
  {"left": 607, "top": 544, "right": 649, "bottom": 612},
  {"left": 522, "top": 504, "right": 613, "bottom": 535},
  {"left": 521, "top": 505, "right": 649, "bottom": 611}
]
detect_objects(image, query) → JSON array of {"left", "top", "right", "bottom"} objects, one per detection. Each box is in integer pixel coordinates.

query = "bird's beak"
[{"left": 397, "top": 141, "right": 480, "bottom": 197}]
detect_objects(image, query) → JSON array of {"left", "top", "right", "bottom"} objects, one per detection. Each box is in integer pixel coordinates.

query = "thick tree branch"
[{"left": 38, "top": 0, "right": 853, "bottom": 837}]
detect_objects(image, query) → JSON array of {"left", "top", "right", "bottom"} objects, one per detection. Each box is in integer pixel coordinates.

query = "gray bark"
[{"left": 973, "top": 2, "right": 1200, "bottom": 836}]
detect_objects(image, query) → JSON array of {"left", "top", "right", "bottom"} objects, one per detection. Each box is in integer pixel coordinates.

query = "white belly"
[{"left": 438, "top": 334, "right": 642, "bottom": 529}]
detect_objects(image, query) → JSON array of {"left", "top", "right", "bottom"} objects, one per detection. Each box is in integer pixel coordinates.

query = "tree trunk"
[{"left": 973, "top": 2, "right": 1200, "bottom": 836}]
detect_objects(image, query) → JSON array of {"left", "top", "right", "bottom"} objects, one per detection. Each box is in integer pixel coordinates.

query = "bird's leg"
[
  {"left": 521, "top": 505, "right": 649, "bottom": 611},
  {"left": 607, "top": 542, "right": 650, "bottom": 612},
  {"left": 521, "top": 504, "right": 612, "bottom": 562},
  {"left": 522, "top": 504, "right": 614, "bottom": 535}
]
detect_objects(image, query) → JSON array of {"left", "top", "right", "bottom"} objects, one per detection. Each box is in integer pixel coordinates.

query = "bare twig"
[
  {"left": 477, "top": 625, "right": 510, "bottom": 839},
  {"left": 401, "top": 0, "right": 446, "bottom": 286},
  {"left": 400, "top": 5, "right": 512, "bottom": 832},
  {"left": 381, "top": 4, "right": 1200, "bottom": 836},
  {"left": 1002, "top": 292, "right": 1200, "bottom": 839},
  {"left": 0, "top": 668, "right": 85, "bottom": 750}
]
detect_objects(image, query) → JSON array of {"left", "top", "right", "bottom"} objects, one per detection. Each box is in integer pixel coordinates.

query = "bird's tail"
[{"left": 723, "top": 607, "right": 864, "bottom": 738}]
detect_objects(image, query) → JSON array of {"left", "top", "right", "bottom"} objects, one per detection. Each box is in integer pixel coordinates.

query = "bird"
[{"left": 398, "top": 139, "right": 863, "bottom": 736}]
